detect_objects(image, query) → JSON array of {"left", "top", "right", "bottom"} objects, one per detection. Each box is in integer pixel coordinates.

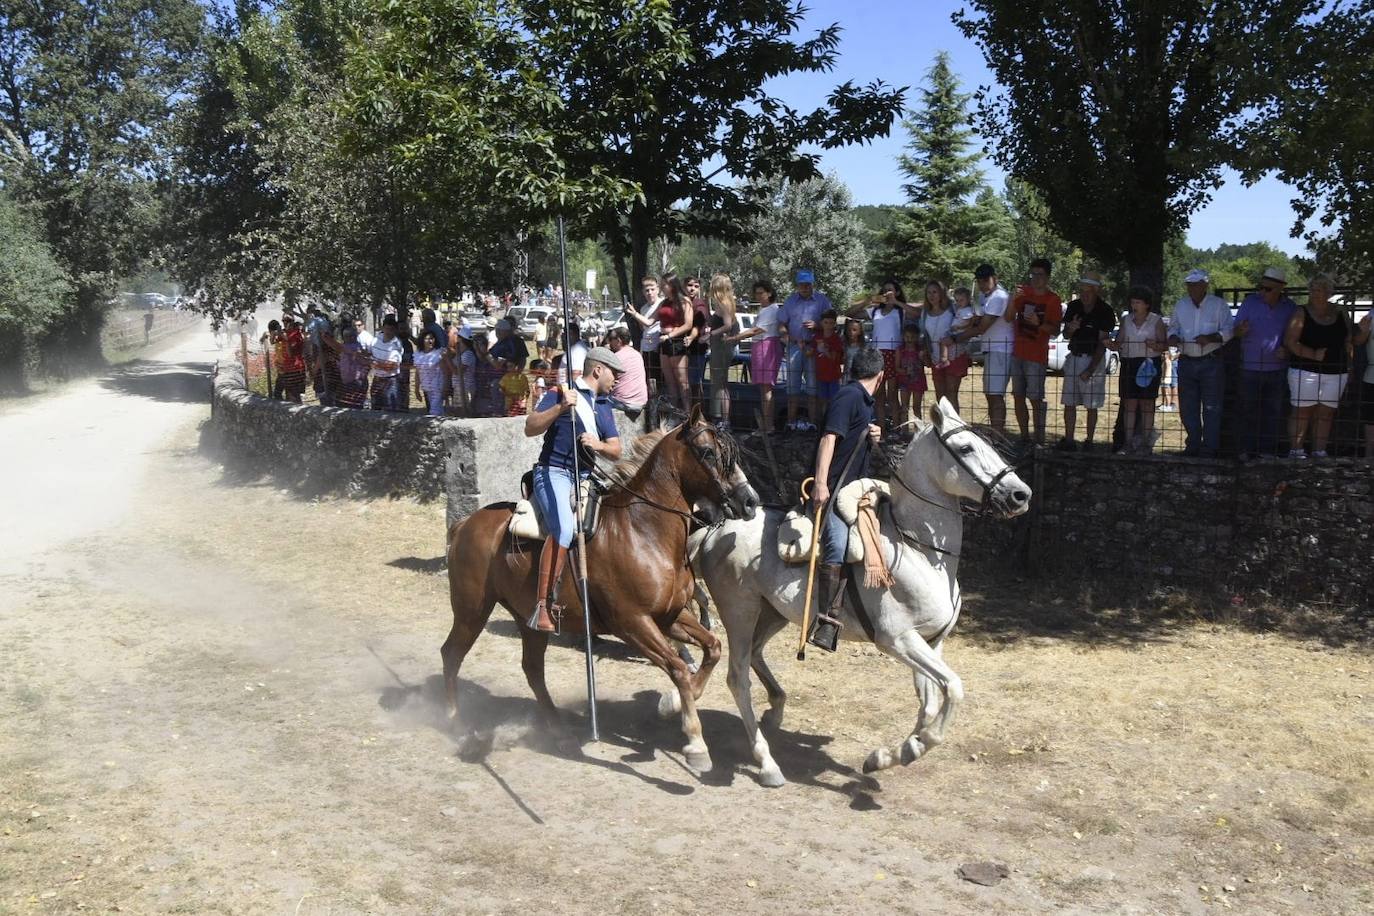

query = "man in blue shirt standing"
[
  {"left": 806, "top": 347, "right": 884, "bottom": 652},
  {"left": 779, "top": 269, "right": 833, "bottom": 432},
  {"left": 1233, "top": 267, "right": 1298, "bottom": 459},
  {"left": 523, "top": 347, "right": 624, "bottom": 632}
]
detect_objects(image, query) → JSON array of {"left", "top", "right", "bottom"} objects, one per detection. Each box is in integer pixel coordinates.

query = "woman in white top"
[
  {"left": 1107, "top": 286, "right": 1167, "bottom": 455},
  {"left": 730, "top": 279, "right": 782, "bottom": 435},
  {"left": 846, "top": 281, "right": 909, "bottom": 427},
  {"left": 412, "top": 330, "right": 449, "bottom": 416},
  {"left": 919, "top": 281, "right": 970, "bottom": 413}
]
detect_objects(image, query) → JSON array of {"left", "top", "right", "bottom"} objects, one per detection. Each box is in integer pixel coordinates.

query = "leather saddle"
[
  {"left": 776, "top": 478, "right": 890, "bottom": 565},
  {"left": 508, "top": 469, "right": 604, "bottom": 543}
]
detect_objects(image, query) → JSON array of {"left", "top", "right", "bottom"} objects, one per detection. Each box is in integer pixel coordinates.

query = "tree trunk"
[
  {"left": 629, "top": 203, "right": 652, "bottom": 298},
  {"left": 1128, "top": 256, "right": 1165, "bottom": 311},
  {"left": 604, "top": 219, "right": 630, "bottom": 305}
]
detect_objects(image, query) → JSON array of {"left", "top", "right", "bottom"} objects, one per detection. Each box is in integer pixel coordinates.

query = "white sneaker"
[
  {"left": 1287, "top": 448, "right": 1307, "bottom": 459},
  {"left": 1311, "top": 450, "right": 1328, "bottom": 458}
]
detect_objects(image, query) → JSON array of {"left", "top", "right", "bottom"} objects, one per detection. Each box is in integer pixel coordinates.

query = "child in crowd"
[
  {"left": 775, "top": 325, "right": 794, "bottom": 391},
  {"left": 941, "top": 287, "right": 980, "bottom": 368},
  {"left": 528, "top": 359, "right": 557, "bottom": 401},
  {"left": 895, "top": 324, "right": 927, "bottom": 431},
  {"left": 813, "top": 309, "right": 844, "bottom": 416},
  {"left": 842, "top": 318, "right": 866, "bottom": 381},
  {"left": 1158, "top": 346, "right": 1178, "bottom": 412},
  {"left": 500, "top": 359, "right": 531, "bottom": 416}
]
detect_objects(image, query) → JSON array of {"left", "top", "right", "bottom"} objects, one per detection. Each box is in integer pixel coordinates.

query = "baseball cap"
[
  {"left": 1078, "top": 271, "right": 1104, "bottom": 287},
  {"left": 973, "top": 264, "right": 996, "bottom": 279},
  {"left": 795, "top": 269, "right": 815, "bottom": 284},
  {"left": 457, "top": 323, "right": 474, "bottom": 340},
  {"left": 1261, "top": 267, "right": 1287, "bottom": 285},
  {"left": 1185, "top": 268, "right": 1210, "bottom": 284},
  {"left": 584, "top": 346, "right": 625, "bottom": 375}
]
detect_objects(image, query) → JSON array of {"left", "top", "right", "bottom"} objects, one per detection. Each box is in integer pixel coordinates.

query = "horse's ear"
[
  {"left": 938, "top": 396, "right": 961, "bottom": 424},
  {"left": 928, "top": 400, "right": 944, "bottom": 430},
  {"left": 688, "top": 404, "right": 705, "bottom": 426}
]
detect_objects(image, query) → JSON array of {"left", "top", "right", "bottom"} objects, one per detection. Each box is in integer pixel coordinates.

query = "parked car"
[
  {"left": 965, "top": 333, "right": 1118, "bottom": 376},
  {"left": 505, "top": 304, "right": 556, "bottom": 339}
]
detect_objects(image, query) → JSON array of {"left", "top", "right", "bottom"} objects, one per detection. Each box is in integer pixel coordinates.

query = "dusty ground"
[{"left": 1, "top": 343, "right": 1371, "bottom": 915}]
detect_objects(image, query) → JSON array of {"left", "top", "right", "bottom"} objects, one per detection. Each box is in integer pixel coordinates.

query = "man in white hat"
[
  {"left": 1168, "top": 268, "right": 1234, "bottom": 457},
  {"left": 1232, "top": 267, "right": 1298, "bottom": 459},
  {"left": 522, "top": 347, "right": 624, "bottom": 632}
]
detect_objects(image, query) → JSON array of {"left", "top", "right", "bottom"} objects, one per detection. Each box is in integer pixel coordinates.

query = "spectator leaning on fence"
[
  {"left": 1284, "top": 274, "right": 1352, "bottom": 459},
  {"left": 1059, "top": 270, "right": 1116, "bottom": 451},
  {"left": 624, "top": 276, "right": 663, "bottom": 396},
  {"left": 605, "top": 327, "right": 648, "bottom": 416},
  {"left": 277, "top": 314, "right": 307, "bottom": 404},
  {"left": 1233, "top": 267, "right": 1299, "bottom": 460},
  {"left": 706, "top": 274, "right": 740, "bottom": 430},
  {"left": 783, "top": 269, "right": 832, "bottom": 432},
  {"left": 1168, "top": 268, "right": 1234, "bottom": 458},
  {"left": 730, "top": 279, "right": 782, "bottom": 436},
  {"left": 1007, "top": 258, "right": 1063, "bottom": 446},
  {"left": 1355, "top": 309, "right": 1374, "bottom": 457},
  {"left": 1110, "top": 286, "right": 1167, "bottom": 455},
  {"left": 368, "top": 316, "right": 405, "bottom": 411},
  {"left": 846, "top": 280, "right": 904, "bottom": 431},
  {"left": 973, "top": 263, "right": 1014, "bottom": 435}
]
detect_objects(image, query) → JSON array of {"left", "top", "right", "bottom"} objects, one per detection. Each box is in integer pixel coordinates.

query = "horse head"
[
  {"left": 902, "top": 397, "right": 1031, "bottom": 518},
  {"left": 670, "top": 406, "right": 760, "bottom": 524}
]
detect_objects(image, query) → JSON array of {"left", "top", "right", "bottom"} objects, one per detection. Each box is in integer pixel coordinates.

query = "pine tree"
[{"left": 872, "top": 52, "right": 1000, "bottom": 289}]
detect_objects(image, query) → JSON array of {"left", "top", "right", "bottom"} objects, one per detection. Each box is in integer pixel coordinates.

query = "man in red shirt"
[{"left": 1005, "top": 258, "right": 1063, "bottom": 445}]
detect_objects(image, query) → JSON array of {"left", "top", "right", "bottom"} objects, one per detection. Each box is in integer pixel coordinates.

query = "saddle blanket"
[{"left": 777, "top": 478, "right": 890, "bottom": 565}]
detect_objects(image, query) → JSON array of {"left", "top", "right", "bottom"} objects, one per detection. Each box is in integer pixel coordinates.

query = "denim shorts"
[{"left": 785, "top": 348, "right": 816, "bottom": 396}]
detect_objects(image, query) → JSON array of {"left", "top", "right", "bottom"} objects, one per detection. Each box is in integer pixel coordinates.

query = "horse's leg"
[
  {"left": 619, "top": 615, "right": 712, "bottom": 772},
  {"left": 519, "top": 628, "right": 562, "bottom": 728},
  {"left": 725, "top": 600, "right": 785, "bottom": 788},
  {"left": 749, "top": 605, "right": 790, "bottom": 731},
  {"left": 863, "top": 627, "right": 963, "bottom": 774},
  {"left": 440, "top": 589, "right": 497, "bottom": 726},
  {"left": 666, "top": 614, "right": 721, "bottom": 701}
]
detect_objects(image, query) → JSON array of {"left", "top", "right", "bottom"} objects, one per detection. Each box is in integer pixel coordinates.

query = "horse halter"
[
  {"left": 890, "top": 421, "right": 1018, "bottom": 518},
  {"left": 679, "top": 423, "right": 751, "bottom": 517}
]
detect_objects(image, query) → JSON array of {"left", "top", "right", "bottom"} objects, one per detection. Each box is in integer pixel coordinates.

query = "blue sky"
[{"left": 768, "top": 0, "right": 1304, "bottom": 256}]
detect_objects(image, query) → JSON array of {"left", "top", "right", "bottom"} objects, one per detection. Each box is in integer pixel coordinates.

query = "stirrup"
[
  {"left": 806, "top": 614, "right": 841, "bottom": 653},
  {"left": 527, "top": 599, "right": 557, "bottom": 634}
]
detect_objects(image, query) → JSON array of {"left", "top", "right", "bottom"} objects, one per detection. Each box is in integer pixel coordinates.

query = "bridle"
[
  {"left": 596, "top": 422, "right": 749, "bottom": 525},
  {"left": 891, "top": 421, "right": 1018, "bottom": 518}
]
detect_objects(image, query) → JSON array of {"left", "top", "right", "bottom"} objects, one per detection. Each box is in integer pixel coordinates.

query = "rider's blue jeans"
[
  {"left": 532, "top": 465, "right": 578, "bottom": 549},
  {"left": 812, "top": 498, "right": 848, "bottom": 566}
]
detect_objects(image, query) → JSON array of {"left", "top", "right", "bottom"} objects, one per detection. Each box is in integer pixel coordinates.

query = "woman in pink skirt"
[{"left": 731, "top": 279, "right": 782, "bottom": 435}]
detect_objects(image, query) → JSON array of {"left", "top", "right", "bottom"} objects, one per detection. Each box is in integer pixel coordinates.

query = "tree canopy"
[{"left": 954, "top": 0, "right": 1316, "bottom": 293}]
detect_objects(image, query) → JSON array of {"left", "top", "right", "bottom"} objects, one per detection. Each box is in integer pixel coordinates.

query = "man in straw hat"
[{"left": 1232, "top": 267, "right": 1298, "bottom": 459}]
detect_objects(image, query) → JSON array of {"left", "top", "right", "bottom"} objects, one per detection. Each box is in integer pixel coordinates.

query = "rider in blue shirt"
[
  {"left": 807, "top": 347, "right": 884, "bottom": 651},
  {"left": 522, "top": 347, "right": 624, "bottom": 632}
]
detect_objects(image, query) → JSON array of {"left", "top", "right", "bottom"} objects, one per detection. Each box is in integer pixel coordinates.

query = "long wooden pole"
[
  {"left": 558, "top": 215, "right": 599, "bottom": 742},
  {"left": 796, "top": 477, "right": 822, "bottom": 661}
]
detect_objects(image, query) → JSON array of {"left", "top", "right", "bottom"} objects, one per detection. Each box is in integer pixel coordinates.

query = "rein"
[{"left": 884, "top": 420, "right": 1018, "bottom": 559}]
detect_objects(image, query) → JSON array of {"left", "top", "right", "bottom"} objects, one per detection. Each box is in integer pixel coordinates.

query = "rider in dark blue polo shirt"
[
  {"left": 807, "top": 347, "right": 884, "bottom": 651},
  {"left": 522, "top": 347, "right": 624, "bottom": 632}
]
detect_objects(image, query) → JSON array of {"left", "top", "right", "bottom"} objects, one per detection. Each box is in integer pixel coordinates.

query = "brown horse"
[{"left": 442, "top": 409, "right": 759, "bottom": 770}]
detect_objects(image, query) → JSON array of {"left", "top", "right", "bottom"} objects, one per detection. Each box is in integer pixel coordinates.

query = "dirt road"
[{"left": 1, "top": 341, "right": 1370, "bottom": 914}]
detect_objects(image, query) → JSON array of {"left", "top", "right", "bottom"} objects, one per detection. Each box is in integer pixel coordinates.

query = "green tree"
[
  {"left": 954, "top": 0, "right": 1316, "bottom": 295},
  {"left": 731, "top": 174, "right": 869, "bottom": 305},
  {"left": 871, "top": 52, "right": 1000, "bottom": 288},
  {"left": 1267, "top": 0, "right": 1374, "bottom": 284},
  {"left": 0, "top": 0, "right": 203, "bottom": 352},
  {"left": 1002, "top": 178, "right": 1081, "bottom": 294},
  {"left": 349, "top": 0, "right": 905, "bottom": 300},
  {"left": 0, "top": 190, "right": 74, "bottom": 389}
]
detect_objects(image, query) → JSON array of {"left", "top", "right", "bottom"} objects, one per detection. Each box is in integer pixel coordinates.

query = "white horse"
[{"left": 688, "top": 398, "right": 1031, "bottom": 787}]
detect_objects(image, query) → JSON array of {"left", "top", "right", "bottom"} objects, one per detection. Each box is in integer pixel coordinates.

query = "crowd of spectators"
[{"left": 254, "top": 263, "right": 1374, "bottom": 459}]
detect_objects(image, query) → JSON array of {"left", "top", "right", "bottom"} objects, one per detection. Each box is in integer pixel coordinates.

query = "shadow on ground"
[
  {"left": 374, "top": 663, "right": 883, "bottom": 809},
  {"left": 100, "top": 359, "right": 214, "bottom": 404}
]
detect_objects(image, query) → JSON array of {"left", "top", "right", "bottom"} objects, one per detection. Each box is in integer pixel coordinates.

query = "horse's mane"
[{"left": 603, "top": 428, "right": 671, "bottom": 487}]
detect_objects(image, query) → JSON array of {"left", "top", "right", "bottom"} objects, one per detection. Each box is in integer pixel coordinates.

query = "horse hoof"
[
  {"left": 760, "top": 704, "right": 786, "bottom": 731},
  {"left": 759, "top": 766, "right": 786, "bottom": 788},
  {"left": 657, "top": 691, "right": 682, "bottom": 719},
  {"left": 900, "top": 737, "right": 927, "bottom": 765},
  {"left": 862, "top": 747, "right": 895, "bottom": 774},
  {"left": 685, "top": 749, "right": 713, "bottom": 773}
]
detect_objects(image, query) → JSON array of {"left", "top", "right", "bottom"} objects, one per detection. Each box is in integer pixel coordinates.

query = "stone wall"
[{"left": 210, "top": 361, "right": 655, "bottom": 525}]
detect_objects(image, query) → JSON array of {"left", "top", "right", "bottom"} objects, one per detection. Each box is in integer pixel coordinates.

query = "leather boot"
[
  {"left": 807, "top": 564, "right": 846, "bottom": 653},
  {"left": 527, "top": 536, "right": 561, "bottom": 633}
]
